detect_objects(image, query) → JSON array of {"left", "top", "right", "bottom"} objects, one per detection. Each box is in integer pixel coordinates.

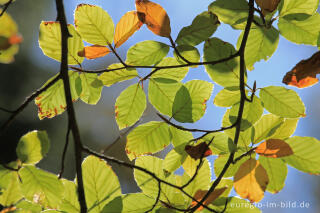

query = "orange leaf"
[
  {"left": 255, "top": 139, "right": 293, "bottom": 158},
  {"left": 255, "top": 0, "right": 280, "bottom": 15},
  {"left": 190, "top": 188, "right": 227, "bottom": 211},
  {"left": 185, "top": 142, "right": 212, "bottom": 160},
  {"left": 114, "top": 11, "right": 143, "bottom": 48},
  {"left": 135, "top": 0, "right": 171, "bottom": 37},
  {"left": 283, "top": 51, "right": 320, "bottom": 88},
  {"left": 8, "top": 34, "right": 23, "bottom": 45},
  {"left": 78, "top": 45, "right": 110, "bottom": 59},
  {"left": 234, "top": 158, "right": 269, "bottom": 203}
]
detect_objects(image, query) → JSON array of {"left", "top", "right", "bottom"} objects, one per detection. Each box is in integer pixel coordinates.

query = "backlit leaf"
[
  {"left": 39, "top": 22, "right": 84, "bottom": 65},
  {"left": 78, "top": 45, "right": 110, "bottom": 60},
  {"left": 163, "top": 149, "right": 187, "bottom": 173},
  {"left": 210, "top": 197, "right": 261, "bottom": 212},
  {"left": 150, "top": 57, "right": 189, "bottom": 81},
  {"left": 234, "top": 159, "right": 269, "bottom": 203},
  {"left": 59, "top": 179, "right": 80, "bottom": 213},
  {"left": 98, "top": 64, "right": 138, "bottom": 87},
  {"left": 190, "top": 188, "right": 227, "bottom": 211},
  {"left": 135, "top": 0, "right": 171, "bottom": 37},
  {"left": 260, "top": 86, "right": 306, "bottom": 118},
  {"left": 126, "top": 40, "right": 169, "bottom": 66},
  {"left": 126, "top": 121, "right": 171, "bottom": 160},
  {"left": 283, "top": 51, "right": 320, "bottom": 88},
  {"left": 176, "top": 11, "right": 219, "bottom": 46},
  {"left": 114, "top": 11, "right": 143, "bottom": 48},
  {"left": 255, "top": 139, "right": 294, "bottom": 158},
  {"left": 204, "top": 38, "right": 243, "bottom": 88},
  {"left": 253, "top": 114, "right": 284, "bottom": 144},
  {"left": 16, "top": 130, "right": 50, "bottom": 165},
  {"left": 282, "top": 136, "right": 320, "bottom": 174},
  {"left": 173, "top": 45, "right": 200, "bottom": 66},
  {"left": 115, "top": 83, "right": 146, "bottom": 130},
  {"left": 0, "top": 172, "right": 22, "bottom": 206},
  {"left": 214, "top": 88, "right": 240, "bottom": 107},
  {"left": 269, "top": 118, "right": 298, "bottom": 139},
  {"left": 35, "top": 71, "right": 80, "bottom": 120},
  {"left": 170, "top": 126, "right": 193, "bottom": 153},
  {"left": 75, "top": 4, "right": 114, "bottom": 45},
  {"left": 79, "top": 73, "right": 103, "bottom": 105},
  {"left": 279, "top": 0, "right": 319, "bottom": 16},
  {"left": 19, "top": 166, "right": 63, "bottom": 208},
  {"left": 82, "top": 156, "right": 121, "bottom": 213}
]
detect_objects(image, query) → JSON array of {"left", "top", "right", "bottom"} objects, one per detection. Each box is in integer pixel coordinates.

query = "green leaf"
[
  {"left": 74, "top": 4, "right": 114, "bottom": 45},
  {"left": 19, "top": 166, "right": 63, "bottom": 208},
  {"left": 59, "top": 179, "right": 80, "bottom": 213},
  {"left": 102, "top": 194, "right": 159, "bottom": 213},
  {"left": 79, "top": 73, "right": 103, "bottom": 105},
  {"left": 0, "top": 44, "right": 19, "bottom": 64},
  {"left": 237, "top": 26, "right": 279, "bottom": 70},
  {"left": 210, "top": 197, "right": 261, "bottom": 212},
  {"left": 39, "top": 22, "right": 84, "bottom": 65},
  {"left": 15, "top": 200, "right": 42, "bottom": 213},
  {"left": 163, "top": 149, "right": 187, "bottom": 173},
  {"left": 0, "top": 165, "right": 13, "bottom": 189},
  {"left": 172, "top": 80, "right": 213, "bottom": 123},
  {"left": 260, "top": 86, "right": 306, "bottom": 118},
  {"left": 269, "top": 118, "right": 299, "bottom": 140},
  {"left": 170, "top": 126, "right": 193, "bottom": 153},
  {"left": 214, "top": 88, "right": 240, "bottom": 107},
  {"left": 173, "top": 45, "right": 200, "bottom": 66},
  {"left": 115, "top": 83, "right": 146, "bottom": 130},
  {"left": 35, "top": 71, "right": 80, "bottom": 120},
  {"left": 282, "top": 137, "right": 320, "bottom": 174},
  {"left": 151, "top": 57, "right": 189, "bottom": 81},
  {"left": 0, "top": 172, "right": 22, "bottom": 206},
  {"left": 253, "top": 114, "right": 284, "bottom": 144},
  {"left": 259, "top": 156, "right": 287, "bottom": 194},
  {"left": 16, "top": 130, "right": 50, "bottom": 165},
  {"left": 126, "top": 40, "right": 169, "bottom": 66},
  {"left": 98, "top": 64, "right": 138, "bottom": 87},
  {"left": 278, "top": 13, "right": 320, "bottom": 46},
  {"left": 176, "top": 11, "right": 219, "bottom": 46},
  {"left": 279, "top": 0, "right": 319, "bottom": 17},
  {"left": 204, "top": 38, "right": 243, "bottom": 88},
  {"left": 82, "top": 155, "right": 121, "bottom": 213},
  {"left": 148, "top": 78, "right": 183, "bottom": 116},
  {"left": 229, "top": 96, "right": 263, "bottom": 131},
  {"left": 208, "top": 0, "right": 249, "bottom": 29},
  {"left": 210, "top": 132, "right": 236, "bottom": 155},
  {"left": 126, "top": 121, "right": 171, "bottom": 160}
]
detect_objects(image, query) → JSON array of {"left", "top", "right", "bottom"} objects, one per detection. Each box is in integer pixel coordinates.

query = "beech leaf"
[
  {"left": 135, "top": 0, "right": 171, "bottom": 37},
  {"left": 114, "top": 11, "right": 143, "bottom": 48},
  {"left": 190, "top": 188, "right": 227, "bottom": 211},
  {"left": 255, "top": 139, "right": 294, "bottom": 158},
  {"left": 78, "top": 45, "right": 110, "bottom": 60},
  {"left": 255, "top": 0, "right": 280, "bottom": 15},
  {"left": 283, "top": 51, "right": 320, "bottom": 88},
  {"left": 234, "top": 159, "right": 269, "bottom": 203},
  {"left": 185, "top": 142, "right": 212, "bottom": 160}
]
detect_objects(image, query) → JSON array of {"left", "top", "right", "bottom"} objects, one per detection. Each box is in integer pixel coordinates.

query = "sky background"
[{"left": 2, "top": 0, "right": 320, "bottom": 212}]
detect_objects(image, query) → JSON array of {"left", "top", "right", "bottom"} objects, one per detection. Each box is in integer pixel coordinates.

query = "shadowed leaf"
[
  {"left": 78, "top": 45, "right": 110, "bottom": 59},
  {"left": 255, "top": 139, "right": 294, "bottom": 158},
  {"left": 185, "top": 142, "right": 212, "bottom": 160}
]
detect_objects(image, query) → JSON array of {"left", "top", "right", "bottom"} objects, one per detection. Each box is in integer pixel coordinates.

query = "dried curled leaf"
[
  {"left": 185, "top": 142, "right": 212, "bottom": 160},
  {"left": 114, "top": 11, "right": 143, "bottom": 48},
  {"left": 283, "top": 51, "right": 320, "bottom": 88},
  {"left": 78, "top": 45, "right": 110, "bottom": 59},
  {"left": 190, "top": 188, "right": 227, "bottom": 211},
  {"left": 255, "top": 0, "right": 280, "bottom": 15},
  {"left": 234, "top": 159, "right": 269, "bottom": 203},
  {"left": 255, "top": 139, "right": 294, "bottom": 158},
  {"left": 135, "top": 0, "right": 171, "bottom": 37}
]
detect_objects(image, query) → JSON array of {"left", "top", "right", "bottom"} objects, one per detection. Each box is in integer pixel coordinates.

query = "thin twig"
[
  {"left": 0, "top": 0, "right": 13, "bottom": 17},
  {"left": 169, "top": 35, "right": 191, "bottom": 64},
  {"left": 108, "top": 43, "right": 127, "bottom": 66},
  {"left": 55, "top": 0, "right": 87, "bottom": 212},
  {"left": 145, "top": 181, "right": 161, "bottom": 213},
  {"left": 58, "top": 122, "right": 71, "bottom": 179},
  {"left": 0, "top": 107, "right": 15, "bottom": 113},
  {"left": 254, "top": 7, "right": 266, "bottom": 25},
  {"left": 233, "top": 147, "right": 256, "bottom": 164}
]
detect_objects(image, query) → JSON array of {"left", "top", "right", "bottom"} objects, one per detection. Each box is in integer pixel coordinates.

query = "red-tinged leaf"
[
  {"left": 185, "top": 142, "right": 212, "bottom": 160},
  {"left": 114, "top": 11, "right": 143, "bottom": 48},
  {"left": 255, "top": 139, "right": 294, "bottom": 158},
  {"left": 78, "top": 45, "right": 110, "bottom": 59},
  {"left": 190, "top": 188, "right": 227, "bottom": 211},
  {"left": 8, "top": 34, "right": 23, "bottom": 45},
  {"left": 234, "top": 159, "right": 269, "bottom": 203},
  {"left": 283, "top": 51, "right": 320, "bottom": 88},
  {"left": 0, "top": 206, "right": 17, "bottom": 213},
  {"left": 135, "top": 0, "right": 171, "bottom": 37},
  {"left": 255, "top": 0, "right": 280, "bottom": 15}
]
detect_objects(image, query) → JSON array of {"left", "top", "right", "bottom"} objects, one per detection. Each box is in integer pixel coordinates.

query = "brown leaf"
[
  {"left": 78, "top": 45, "right": 110, "bottom": 59},
  {"left": 114, "top": 11, "right": 143, "bottom": 48},
  {"left": 234, "top": 158, "right": 269, "bottom": 203},
  {"left": 190, "top": 188, "right": 227, "bottom": 211},
  {"left": 283, "top": 51, "right": 320, "bottom": 88},
  {"left": 255, "top": 139, "right": 293, "bottom": 158},
  {"left": 185, "top": 142, "right": 212, "bottom": 160},
  {"left": 255, "top": 0, "right": 280, "bottom": 15},
  {"left": 135, "top": 0, "right": 171, "bottom": 37}
]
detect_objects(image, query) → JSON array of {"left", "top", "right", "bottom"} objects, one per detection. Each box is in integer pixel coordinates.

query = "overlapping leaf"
[
  {"left": 255, "top": 139, "right": 293, "bottom": 158},
  {"left": 78, "top": 45, "right": 110, "bottom": 60},
  {"left": 279, "top": 0, "right": 319, "bottom": 16},
  {"left": 79, "top": 73, "right": 103, "bottom": 105},
  {"left": 150, "top": 57, "right": 189, "bottom": 81},
  {"left": 98, "top": 64, "right": 138, "bottom": 87},
  {"left": 214, "top": 88, "right": 241, "bottom": 107}
]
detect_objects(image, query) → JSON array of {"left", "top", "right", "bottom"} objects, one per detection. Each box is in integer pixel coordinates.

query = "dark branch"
[
  {"left": 58, "top": 122, "right": 71, "bottom": 178},
  {"left": 169, "top": 35, "right": 191, "bottom": 64},
  {"left": 145, "top": 181, "right": 161, "bottom": 213},
  {"left": 0, "top": 0, "right": 13, "bottom": 17}
]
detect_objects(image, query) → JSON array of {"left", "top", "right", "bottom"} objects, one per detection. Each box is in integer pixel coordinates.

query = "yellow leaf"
[
  {"left": 234, "top": 159, "right": 269, "bottom": 203},
  {"left": 255, "top": 139, "right": 294, "bottom": 158},
  {"left": 78, "top": 45, "right": 110, "bottom": 59},
  {"left": 190, "top": 187, "right": 227, "bottom": 211},
  {"left": 114, "top": 11, "right": 143, "bottom": 48},
  {"left": 135, "top": 0, "right": 171, "bottom": 37}
]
